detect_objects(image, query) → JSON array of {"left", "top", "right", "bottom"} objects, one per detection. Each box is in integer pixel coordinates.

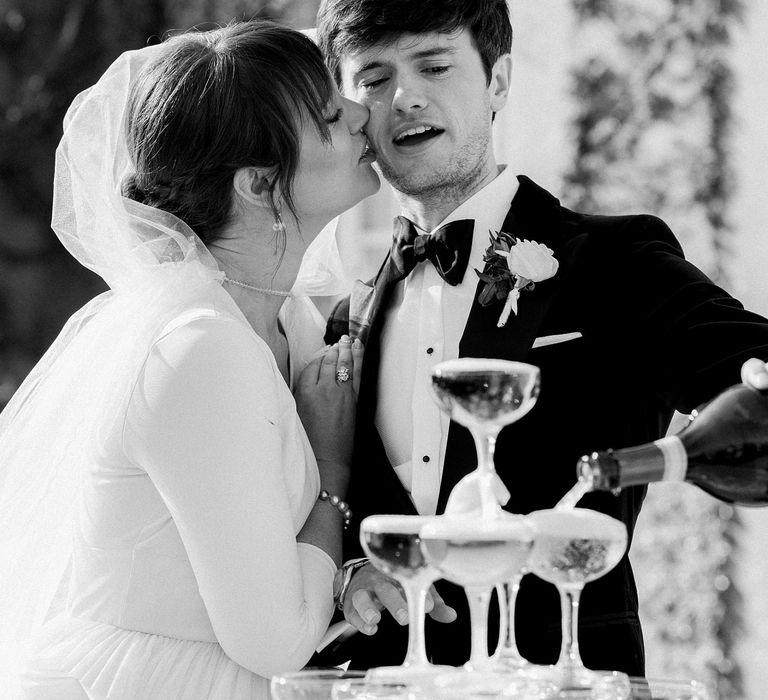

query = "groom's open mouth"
[{"left": 392, "top": 124, "right": 445, "bottom": 149}]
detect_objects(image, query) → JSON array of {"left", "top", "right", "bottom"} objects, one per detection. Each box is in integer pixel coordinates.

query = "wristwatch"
[{"left": 332, "top": 557, "right": 369, "bottom": 610}]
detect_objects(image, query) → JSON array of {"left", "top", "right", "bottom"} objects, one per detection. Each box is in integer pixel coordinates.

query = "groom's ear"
[
  {"left": 488, "top": 53, "right": 512, "bottom": 114},
  {"left": 233, "top": 166, "right": 280, "bottom": 208}
]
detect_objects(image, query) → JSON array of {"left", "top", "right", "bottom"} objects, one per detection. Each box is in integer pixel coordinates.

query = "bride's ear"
[{"left": 233, "top": 166, "right": 280, "bottom": 209}]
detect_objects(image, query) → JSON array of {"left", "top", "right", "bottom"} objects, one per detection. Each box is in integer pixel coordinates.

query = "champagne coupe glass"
[
  {"left": 270, "top": 669, "right": 366, "bottom": 700},
  {"left": 430, "top": 358, "right": 540, "bottom": 519},
  {"left": 629, "top": 677, "right": 715, "bottom": 700},
  {"left": 492, "top": 563, "right": 559, "bottom": 693},
  {"left": 332, "top": 676, "right": 424, "bottom": 700},
  {"left": 359, "top": 514, "right": 450, "bottom": 682},
  {"left": 419, "top": 514, "right": 535, "bottom": 693},
  {"left": 495, "top": 566, "right": 529, "bottom": 671},
  {"left": 527, "top": 508, "right": 630, "bottom": 695}
]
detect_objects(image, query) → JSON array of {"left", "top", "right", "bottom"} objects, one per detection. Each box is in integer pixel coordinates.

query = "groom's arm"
[{"left": 583, "top": 214, "right": 768, "bottom": 409}]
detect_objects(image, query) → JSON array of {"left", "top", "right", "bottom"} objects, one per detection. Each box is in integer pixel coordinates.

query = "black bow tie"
[{"left": 390, "top": 216, "right": 475, "bottom": 286}]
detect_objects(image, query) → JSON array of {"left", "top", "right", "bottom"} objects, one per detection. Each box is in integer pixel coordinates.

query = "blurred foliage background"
[{"left": 0, "top": 0, "right": 320, "bottom": 408}]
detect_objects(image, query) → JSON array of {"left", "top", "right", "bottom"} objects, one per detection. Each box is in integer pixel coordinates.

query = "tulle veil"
[{"left": 0, "top": 34, "right": 347, "bottom": 696}]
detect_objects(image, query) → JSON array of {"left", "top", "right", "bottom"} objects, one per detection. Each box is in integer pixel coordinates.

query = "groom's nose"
[{"left": 391, "top": 75, "right": 428, "bottom": 114}]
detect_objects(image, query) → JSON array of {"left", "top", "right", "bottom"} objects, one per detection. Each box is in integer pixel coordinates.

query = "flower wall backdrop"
[{"left": 566, "top": 1, "right": 744, "bottom": 696}]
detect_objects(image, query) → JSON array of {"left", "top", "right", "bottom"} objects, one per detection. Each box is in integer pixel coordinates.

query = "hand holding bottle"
[
  {"left": 578, "top": 380, "right": 768, "bottom": 505},
  {"left": 741, "top": 357, "right": 768, "bottom": 391}
]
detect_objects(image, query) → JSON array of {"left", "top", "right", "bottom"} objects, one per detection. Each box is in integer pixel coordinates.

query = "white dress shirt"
[{"left": 375, "top": 165, "right": 520, "bottom": 515}]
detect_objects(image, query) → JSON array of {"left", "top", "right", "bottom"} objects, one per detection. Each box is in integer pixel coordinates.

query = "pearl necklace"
[{"left": 223, "top": 276, "right": 293, "bottom": 298}]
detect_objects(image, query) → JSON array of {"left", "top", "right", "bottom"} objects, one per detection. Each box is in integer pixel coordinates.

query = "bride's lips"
[{"left": 359, "top": 137, "right": 377, "bottom": 163}]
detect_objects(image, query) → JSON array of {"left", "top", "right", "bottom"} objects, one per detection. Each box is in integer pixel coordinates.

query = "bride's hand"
[
  {"left": 295, "top": 336, "right": 363, "bottom": 467},
  {"left": 338, "top": 335, "right": 364, "bottom": 396}
]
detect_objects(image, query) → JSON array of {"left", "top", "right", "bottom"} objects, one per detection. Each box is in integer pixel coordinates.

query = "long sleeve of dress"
[{"left": 122, "top": 314, "right": 335, "bottom": 677}]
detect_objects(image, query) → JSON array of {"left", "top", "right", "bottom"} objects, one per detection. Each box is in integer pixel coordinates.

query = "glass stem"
[
  {"left": 499, "top": 571, "right": 527, "bottom": 666},
  {"left": 557, "top": 585, "right": 585, "bottom": 673},
  {"left": 472, "top": 425, "right": 498, "bottom": 474},
  {"left": 465, "top": 586, "right": 494, "bottom": 671},
  {"left": 470, "top": 426, "right": 501, "bottom": 520},
  {"left": 401, "top": 576, "right": 431, "bottom": 668}
]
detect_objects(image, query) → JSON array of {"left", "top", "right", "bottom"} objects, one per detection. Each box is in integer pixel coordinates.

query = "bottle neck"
[{"left": 586, "top": 435, "right": 688, "bottom": 490}]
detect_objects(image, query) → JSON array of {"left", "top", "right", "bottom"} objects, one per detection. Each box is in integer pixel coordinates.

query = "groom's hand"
[
  {"left": 341, "top": 564, "right": 456, "bottom": 636},
  {"left": 741, "top": 358, "right": 768, "bottom": 391}
]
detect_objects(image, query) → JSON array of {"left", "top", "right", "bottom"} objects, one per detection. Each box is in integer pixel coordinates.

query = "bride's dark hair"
[{"left": 122, "top": 21, "right": 335, "bottom": 244}]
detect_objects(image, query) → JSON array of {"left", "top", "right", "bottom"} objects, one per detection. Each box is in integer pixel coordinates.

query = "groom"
[{"left": 316, "top": 0, "right": 768, "bottom": 676}]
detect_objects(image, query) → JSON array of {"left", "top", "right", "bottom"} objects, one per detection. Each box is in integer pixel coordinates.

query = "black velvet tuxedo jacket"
[{"left": 321, "top": 176, "right": 768, "bottom": 676}]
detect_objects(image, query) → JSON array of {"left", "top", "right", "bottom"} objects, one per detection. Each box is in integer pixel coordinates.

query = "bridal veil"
[{"left": 0, "top": 34, "right": 347, "bottom": 694}]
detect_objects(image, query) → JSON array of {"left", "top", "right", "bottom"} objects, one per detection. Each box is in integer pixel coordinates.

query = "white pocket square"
[{"left": 532, "top": 332, "right": 583, "bottom": 348}]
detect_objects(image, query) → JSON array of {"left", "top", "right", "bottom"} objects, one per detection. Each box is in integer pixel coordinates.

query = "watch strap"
[{"left": 333, "top": 557, "right": 369, "bottom": 610}]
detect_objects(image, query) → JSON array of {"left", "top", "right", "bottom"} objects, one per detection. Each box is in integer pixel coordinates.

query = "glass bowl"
[
  {"left": 271, "top": 669, "right": 367, "bottom": 700},
  {"left": 629, "top": 677, "right": 714, "bottom": 700}
]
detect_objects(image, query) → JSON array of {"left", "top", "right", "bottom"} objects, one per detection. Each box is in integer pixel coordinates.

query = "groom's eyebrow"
[
  {"left": 352, "top": 46, "right": 458, "bottom": 79},
  {"left": 409, "top": 47, "right": 458, "bottom": 60},
  {"left": 353, "top": 59, "right": 386, "bottom": 77}
]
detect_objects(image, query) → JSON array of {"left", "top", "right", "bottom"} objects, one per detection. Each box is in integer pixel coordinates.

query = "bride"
[{"left": 0, "top": 19, "right": 379, "bottom": 699}]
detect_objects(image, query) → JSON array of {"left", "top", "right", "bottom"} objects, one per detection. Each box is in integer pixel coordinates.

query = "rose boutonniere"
[{"left": 475, "top": 231, "right": 559, "bottom": 327}]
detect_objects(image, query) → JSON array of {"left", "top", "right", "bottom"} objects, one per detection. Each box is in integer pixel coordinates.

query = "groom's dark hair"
[{"left": 316, "top": 0, "right": 512, "bottom": 86}]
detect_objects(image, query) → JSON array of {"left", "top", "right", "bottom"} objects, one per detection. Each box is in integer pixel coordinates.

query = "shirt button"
[
  {"left": 426, "top": 347, "right": 434, "bottom": 355},
  {"left": 422, "top": 455, "right": 431, "bottom": 463}
]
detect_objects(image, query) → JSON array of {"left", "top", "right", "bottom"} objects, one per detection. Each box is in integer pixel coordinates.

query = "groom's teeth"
[{"left": 394, "top": 126, "right": 437, "bottom": 143}]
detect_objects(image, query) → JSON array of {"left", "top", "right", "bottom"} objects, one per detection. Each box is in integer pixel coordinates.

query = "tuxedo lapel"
[
  {"left": 352, "top": 252, "right": 401, "bottom": 424},
  {"left": 349, "top": 255, "right": 419, "bottom": 520},
  {"left": 437, "top": 176, "right": 569, "bottom": 513},
  {"left": 460, "top": 176, "right": 567, "bottom": 360},
  {"left": 349, "top": 253, "right": 395, "bottom": 346}
]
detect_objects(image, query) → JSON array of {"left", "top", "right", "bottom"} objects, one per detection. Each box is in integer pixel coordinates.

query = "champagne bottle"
[{"left": 578, "top": 383, "right": 768, "bottom": 505}]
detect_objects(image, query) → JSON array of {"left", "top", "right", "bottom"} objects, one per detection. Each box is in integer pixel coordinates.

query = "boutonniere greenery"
[{"left": 475, "top": 231, "right": 559, "bottom": 327}]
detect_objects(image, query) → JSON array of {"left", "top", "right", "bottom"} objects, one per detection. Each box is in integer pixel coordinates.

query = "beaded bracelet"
[{"left": 319, "top": 489, "right": 353, "bottom": 529}]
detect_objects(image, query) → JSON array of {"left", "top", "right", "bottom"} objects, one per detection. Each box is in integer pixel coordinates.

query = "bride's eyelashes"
[{"left": 325, "top": 108, "right": 344, "bottom": 124}]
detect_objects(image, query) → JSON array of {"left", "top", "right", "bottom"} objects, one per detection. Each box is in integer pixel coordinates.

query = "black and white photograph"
[{"left": 1, "top": 1, "right": 767, "bottom": 698}]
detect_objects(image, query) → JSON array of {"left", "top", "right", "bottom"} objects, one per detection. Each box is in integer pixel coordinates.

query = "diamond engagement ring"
[{"left": 336, "top": 367, "right": 350, "bottom": 383}]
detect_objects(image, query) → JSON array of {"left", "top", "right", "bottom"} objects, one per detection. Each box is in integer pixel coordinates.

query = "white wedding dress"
[
  {"left": 20, "top": 286, "right": 335, "bottom": 700},
  {"left": 0, "top": 40, "right": 353, "bottom": 699}
]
